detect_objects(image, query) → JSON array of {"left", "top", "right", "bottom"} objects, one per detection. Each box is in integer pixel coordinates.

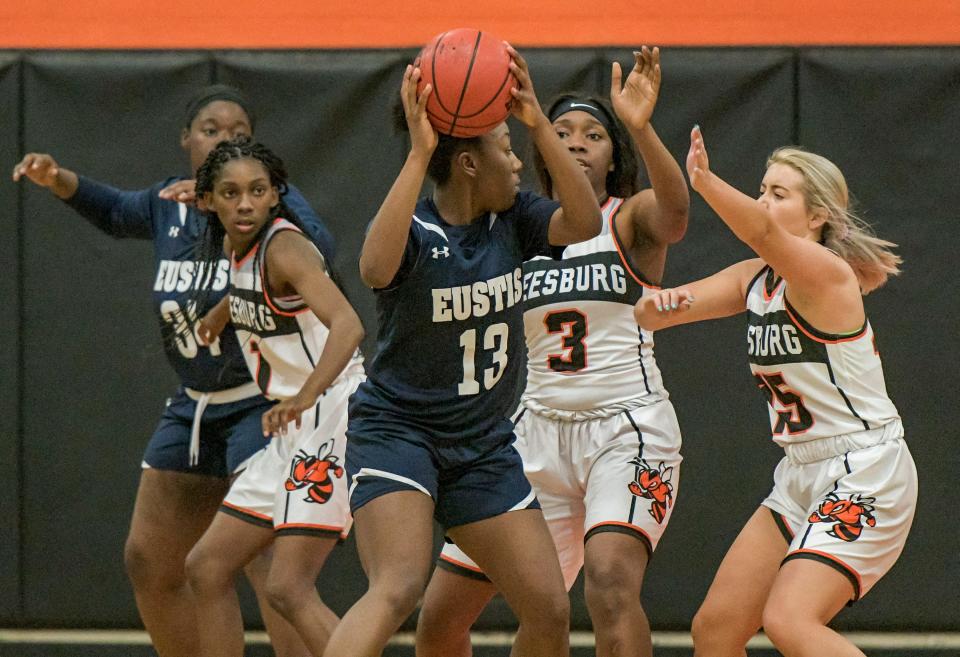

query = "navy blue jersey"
[
  {"left": 64, "top": 174, "right": 335, "bottom": 392},
  {"left": 354, "top": 192, "right": 558, "bottom": 441}
]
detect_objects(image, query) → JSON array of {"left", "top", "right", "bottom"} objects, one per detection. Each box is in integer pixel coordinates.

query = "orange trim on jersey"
[
  {"left": 438, "top": 553, "right": 485, "bottom": 574},
  {"left": 762, "top": 271, "right": 785, "bottom": 302},
  {"left": 221, "top": 500, "right": 273, "bottom": 522},
  {"left": 586, "top": 520, "right": 653, "bottom": 543},
  {"left": 607, "top": 199, "right": 661, "bottom": 290},
  {"left": 232, "top": 240, "right": 261, "bottom": 268},
  {"left": 274, "top": 522, "right": 345, "bottom": 532},
  {"left": 787, "top": 548, "right": 863, "bottom": 590},
  {"left": 783, "top": 301, "right": 869, "bottom": 345},
  {"left": 259, "top": 224, "right": 314, "bottom": 318}
]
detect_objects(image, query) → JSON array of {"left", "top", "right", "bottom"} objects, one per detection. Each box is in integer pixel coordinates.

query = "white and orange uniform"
[
  {"left": 222, "top": 218, "right": 364, "bottom": 538},
  {"left": 747, "top": 265, "right": 916, "bottom": 600},
  {"left": 439, "top": 197, "right": 682, "bottom": 588}
]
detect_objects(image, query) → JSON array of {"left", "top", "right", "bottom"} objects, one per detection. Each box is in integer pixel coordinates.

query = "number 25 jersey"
[{"left": 746, "top": 265, "right": 900, "bottom": 446}]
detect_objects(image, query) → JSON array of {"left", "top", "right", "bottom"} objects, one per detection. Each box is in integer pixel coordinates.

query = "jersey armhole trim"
[
  {"left": 783, "top": 297, "right": 868, "bottom": 344},
  {"left": 260, "top": 223, "right": 313, "bottom": 317},
  {"left": 607, "top": 198, "right": 660, "bottom": 289}
]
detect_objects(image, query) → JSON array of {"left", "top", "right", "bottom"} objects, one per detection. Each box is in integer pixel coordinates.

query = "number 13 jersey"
[
  {"left": 745, "top": 265, "right": 900, "bottom": 446},
  {"left": 522, "top": 197, "right": 667, "bottom": 414}
]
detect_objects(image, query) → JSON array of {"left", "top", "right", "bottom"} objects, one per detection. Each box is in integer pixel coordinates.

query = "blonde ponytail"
[{"left": 768, "top": 148, "right": 902, "bottom": 294}]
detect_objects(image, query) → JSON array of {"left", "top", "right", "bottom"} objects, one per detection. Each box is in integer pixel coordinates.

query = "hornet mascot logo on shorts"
[
  {"left": 808, "top": 492, "right": 877, "bottom": 542},
  {"left": 627, "top": 457, "right": 674, "bottom": 524},
  {"left": 284, "top": 438, "right": 343, "bottom": 504}
]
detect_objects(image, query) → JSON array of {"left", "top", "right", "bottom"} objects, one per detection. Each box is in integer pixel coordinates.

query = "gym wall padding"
[
  {"left": 1, "top": 47, "right": 957, "bottom": 632},
  {"left": 0, "top": 54, "right": 22, "bottom": 622}
]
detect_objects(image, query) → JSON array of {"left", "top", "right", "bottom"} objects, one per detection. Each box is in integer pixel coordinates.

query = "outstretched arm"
[
  {"left": 611, "top": 47, "right": 689, "bottom": 246},
  {"left": 263, "top": 232, "right": 365, "bottom": 436},
  {"left": 633, "top": 258, "right": 762, "bottom": 331},
  {"left": 359, "top": 65, "right": 437, "bottom": 289},
  {"left": 13, "top": 153, "right": 79, "bottom": 199},
  {"left": 507, "top": 45, "right": 601, "bottom": 246},
  {"left": 686, "top": 126, "right": 854, "bottom": 299}
]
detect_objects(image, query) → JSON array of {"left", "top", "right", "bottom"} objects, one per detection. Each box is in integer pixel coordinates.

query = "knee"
[
  {"left": 124, "top": 535, "right": 181, "bottom": 591},
  {"left": 264, "top": 573, "right": 315, "bottom": 619},
  {"left": 372, "top": 575, "right": 426, "bottom": 623},
  {"left": 184, "top": 544, "right": 233, "bottom": 595},
  {"left": 517, "top": 588, "right": 569, "bottom": 632},
  {"left": 584, "top": 560, "right": 643, "bottom": 623},
  {"left": 760, "top": 600, "right": 799, "bottom": 651},
  {"left": 691, "top": 602, "right": 730, "bottom": 649}
]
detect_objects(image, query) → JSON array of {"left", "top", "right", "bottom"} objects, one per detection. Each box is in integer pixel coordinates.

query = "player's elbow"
[{"left": 359, "top": 256, "right": 393, "bottom": 290}]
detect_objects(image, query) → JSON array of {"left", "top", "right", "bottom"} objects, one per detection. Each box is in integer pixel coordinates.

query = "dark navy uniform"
[
  {"left": 347, "top": 192, "right": 558, "bottom": 528},
  {"left": 64, "top": 174, "right": 335, "bottom": 476}
]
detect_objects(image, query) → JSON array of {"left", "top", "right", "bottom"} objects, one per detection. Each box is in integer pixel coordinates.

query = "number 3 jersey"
[
  {"left": 746, "top": 265, "right": 900, "bottom": 446},
  {"left": 521, "top": 197, "right": 666, "bottom": 414},
  {"left": 229, "top": 218, "right": 362, "bottom": 401},
  {"left": 352, "top": 192, "right": 558, "bottom": 441}
]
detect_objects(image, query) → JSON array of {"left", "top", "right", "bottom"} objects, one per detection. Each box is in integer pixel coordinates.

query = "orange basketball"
[{"left": 414, "top": 28, "right": 516, "bottom": 138}]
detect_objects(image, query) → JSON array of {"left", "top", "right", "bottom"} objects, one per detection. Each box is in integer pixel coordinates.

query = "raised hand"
[
  {"left": 610, "top": 46, "right": 662, "bottom": 132},
  {"left": 686, "top": 125, "right": 711, "bottom": 190},
  {"left": 506, "top": 44, "right": 546, "bottom": 128},
  {"left": 12, "top": 153, "right": 61, "bottom": 187},
  {"left": 401, "top": 64, "right": 438, "bottom": 155}
]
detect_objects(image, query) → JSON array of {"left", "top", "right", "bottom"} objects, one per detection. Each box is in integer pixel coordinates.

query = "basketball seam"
[
  {"left": 429, "top": 31, "right": 455, "bottom": 115},
  {"left": 449, "top": 30, "right": 484, "bottom": 136},
  {"left": 456, "top": 66, "right": 514, "bottom": 119}
]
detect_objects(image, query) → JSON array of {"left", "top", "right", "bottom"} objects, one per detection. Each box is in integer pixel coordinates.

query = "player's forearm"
[
  {"left": 633, "top": 124, "right": 689, "bottom": 242},
  {"left": 297, "top": 314, "right": 364, "bottom": 404},
  {"left": 359, "top": 151, "right": 430, "bottom": 288},
  {"left": 531, "top": 116, "right": 601, "bottom": 243},
  {"left": 48, "top": 167, "right": 79, "bottom": 199},
  {"left": 696, "top": 171, "right": 770, "bottom": 248}
]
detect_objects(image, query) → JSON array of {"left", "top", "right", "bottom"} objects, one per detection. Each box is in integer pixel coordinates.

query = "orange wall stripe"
[{"left": 3, "top": 0, "right": 960, "bottom": 49}]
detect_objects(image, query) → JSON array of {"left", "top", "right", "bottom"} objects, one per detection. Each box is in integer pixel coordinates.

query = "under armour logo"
[
  {"left": 168, "top": 226, "right": 180, "bottom": 238},
  {"left": 431, "top": 246, "right": 450, "bottom": 259}
]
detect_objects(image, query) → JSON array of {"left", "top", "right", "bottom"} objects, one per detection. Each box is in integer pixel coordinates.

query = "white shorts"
[
  {"left": 221, "top": 371, "right": 363, "bottom": 539},
  {"left": 439, "top": 399, "right": 683, "bottom": 588},
  {"left": 763, "top": 421, "right": 917, "bottom": 601}
]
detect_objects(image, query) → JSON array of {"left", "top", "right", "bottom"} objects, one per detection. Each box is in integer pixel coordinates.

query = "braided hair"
[{"left": 191, "top": 136, "right": 311, "bottom": 311}]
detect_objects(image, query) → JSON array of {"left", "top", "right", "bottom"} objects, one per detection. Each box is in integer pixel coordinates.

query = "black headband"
[
  {"left": 183, "top": 85, "right": 256, "bottom": 130},
  {"left": 548, "top": 97, "right": 615, "bottom": 136}
]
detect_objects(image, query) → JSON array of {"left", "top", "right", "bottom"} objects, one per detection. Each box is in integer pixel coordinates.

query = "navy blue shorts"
[
  {"left": 142, "top": 388, "right": 276, "bottom": 477},
  {"left": 346, "top": 408, "right": 539, "bottom": 529}
]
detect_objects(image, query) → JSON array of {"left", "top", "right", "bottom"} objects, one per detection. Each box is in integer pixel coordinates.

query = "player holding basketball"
[
  {"left": 634, "top": 127, "right": 917, "bottom": 657},
  {"left": 323, "top": 46, "right": 601, "bottom": 657},
  {"left": 185, "top": 137, "right": 364, "bottom": 657},
  {"left": 11, "top": 86, "right": 332, "bottom": 657},
  {"left": 416, "top": 46, "right": 690, "bottom": 657}
]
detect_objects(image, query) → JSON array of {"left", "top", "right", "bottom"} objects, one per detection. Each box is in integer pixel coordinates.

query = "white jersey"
[
  {"left": 521, "top": 197, "right": 666, "bottom": 415},
  {"left": 229, "top": 218, "right": 363, "bottom": 401},
  {"left": 745, "top": 265, "right": 899, "bottom": 446}
]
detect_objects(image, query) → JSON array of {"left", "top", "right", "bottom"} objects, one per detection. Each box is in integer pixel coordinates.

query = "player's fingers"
[
  {"left": 417, "top": 83, "right": 432, "bottom": 111},
  {"left": 610, "top": 61, "right": 622, "bottom": 97}
]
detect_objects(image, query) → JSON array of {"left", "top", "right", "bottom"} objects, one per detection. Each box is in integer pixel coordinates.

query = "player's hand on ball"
[
  {"left": 610, "top": 46, "right": 661, "bottom": 133},
  {"left": 686, "top": 125, "right": 711, "bottom": 190},
  {"left": 159, "top": 179, "right": 198, "bottom": 204},
  {"left": 12, "top": 153, "right": 61, "bottom": 187},
  {"left": 402, "top": 64, "right": 438, "bottom": 155},
  {"left": 506, "top": 45, "right": 544, "bottom": 128}
]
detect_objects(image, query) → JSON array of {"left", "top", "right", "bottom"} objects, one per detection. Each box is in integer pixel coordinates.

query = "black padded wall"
[
  {"left": 0, "top": 54, "right": 23, "bottom": 623},
  {"left": 1, "top": 47, "right": 957, "bottom": 633}
]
